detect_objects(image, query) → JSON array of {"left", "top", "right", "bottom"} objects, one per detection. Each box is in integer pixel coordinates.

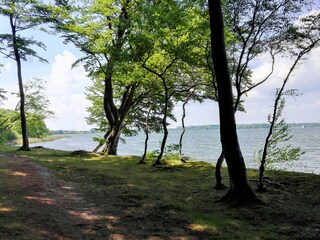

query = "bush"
[{"left": 0, "top": 130, "right": 19, "bottom": 144}]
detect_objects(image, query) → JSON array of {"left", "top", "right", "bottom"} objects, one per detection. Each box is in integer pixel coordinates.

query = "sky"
[{"left": 0, "top": 10, "right": 320, "bottom": 131}]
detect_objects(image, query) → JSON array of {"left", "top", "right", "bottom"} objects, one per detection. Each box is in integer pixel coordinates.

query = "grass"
[{"left": 0, "top": 145, "right": 319, "bottom": 239}]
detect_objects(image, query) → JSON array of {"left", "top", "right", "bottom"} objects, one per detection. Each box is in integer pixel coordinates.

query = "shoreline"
[{"left": 12, "top": 134, "right": 69, "bottom": 145}]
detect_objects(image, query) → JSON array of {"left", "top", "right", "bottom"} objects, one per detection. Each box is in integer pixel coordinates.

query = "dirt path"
[{"left": 0, "top": 154, "right": 203, "bottom": 240}]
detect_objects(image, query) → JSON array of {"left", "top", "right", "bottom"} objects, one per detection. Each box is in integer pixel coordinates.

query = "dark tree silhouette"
[{"left": 208, "top": 0, "right": 257, "bottom": 204}]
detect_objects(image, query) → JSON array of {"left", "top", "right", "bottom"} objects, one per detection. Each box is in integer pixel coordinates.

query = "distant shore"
[{"left": 12, "top": 134, "right": 68, "bottom": 145}]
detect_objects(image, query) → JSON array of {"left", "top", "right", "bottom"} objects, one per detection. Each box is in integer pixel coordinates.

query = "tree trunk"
[
  {"left": 179, "top": 92, "right": 192, "bottom": 163},
  {"left": 215, "top": 151, "right": 225, "bottom": 189},
  {"left": 258, "top": 41, "right": 318, "bottom": 191},
  {"left": 208, "top": 0, "right": 256, "bottom": 204},
  {"left": 140, "top": 129, "right": 149, "bottom": 164},
  {"left": 154, "top": 77, "right": 169, "bottom": 166},
  {"left": 154, "top": 113, "right": 168, "bottom": 165},
  {"left": 10, "top": 14, "right": 29, "bottom": 151},
  {"left": 102, "top": 82, "right": 136, "bottom": 155},
  {"left": 140, "top": 107, "right": 151, "bottom": 164},
  {"left": 100, "top": 126, "right": 121, "bottom": 155}
]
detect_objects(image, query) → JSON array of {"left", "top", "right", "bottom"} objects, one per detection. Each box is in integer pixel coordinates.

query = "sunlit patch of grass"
[{"left": 0, "top": 206, "right": 14, "bottom": 212}]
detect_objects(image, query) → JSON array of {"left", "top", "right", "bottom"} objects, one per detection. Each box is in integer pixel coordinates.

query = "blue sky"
[{"left": 0, "top": 9, "right": 320, "bottom": 130}]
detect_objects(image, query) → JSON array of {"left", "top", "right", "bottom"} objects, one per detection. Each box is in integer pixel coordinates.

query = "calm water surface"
[{"left": 31, "top": 125, "right": 320, "bottom": 174}]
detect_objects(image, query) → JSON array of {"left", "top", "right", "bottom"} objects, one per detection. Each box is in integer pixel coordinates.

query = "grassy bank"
[
  {"left": 11, "top": 134, "right": 68, "bottom": 145},
  {"left": 0, "top": 145, "right": 319, "bottom": 239}
]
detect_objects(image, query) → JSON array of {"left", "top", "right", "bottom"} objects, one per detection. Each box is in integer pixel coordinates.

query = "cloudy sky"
[{"left": 0, "top": 13, "right": 319, "bottom": 130}]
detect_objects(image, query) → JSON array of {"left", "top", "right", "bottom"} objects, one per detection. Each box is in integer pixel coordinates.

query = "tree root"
[
  {"left": 218, "top": 186, "right": 262, "bottom": 206},
  {"left": 250, "top": 179, "right": 291, "bottom": 192}
]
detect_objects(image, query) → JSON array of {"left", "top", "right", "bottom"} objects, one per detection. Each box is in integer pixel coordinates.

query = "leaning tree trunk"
[
  {"left": 154, "top": 77, "right": 169, "bottom": 166},
  {"left": 140, "top": 128, "right": 149, "bottom": 164},
  {"left": 154, "top": 110, "right": 168, "bottom": 166},
  {"left": 258, "top": 40, "right": 319, "bottom": 191},
  {"left": 10, "top": 14, "right": 29, "bottom": 151},
  {"left": 208, "top": 0, "right": 256, "bottom": 204},
  {"left": 179, "top": 91, "right": 193, "bottom": 163},
  {"left": 140, "top": 107, "right": 151, "bottom": 164}
]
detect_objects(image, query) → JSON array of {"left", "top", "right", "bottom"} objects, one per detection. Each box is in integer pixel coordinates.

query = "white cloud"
[
  {"left": 45, "top": 94, "right": 91, "bottom": 130},
  {"left": 245, "top": 46, "right": 320, "bottom": 124},
  {"left": 47, "top": 50, "right": 90, "bottom": 95},
  {"left": 170, "top": 100, "right": 219, "bottom": 127},
  {"left": 44, "top": 50, "right": 92, "bottom": 130}
]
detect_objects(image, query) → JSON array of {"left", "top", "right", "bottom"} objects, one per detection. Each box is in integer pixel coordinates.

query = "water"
[{"left": 31, "top": 125, "right": 320, "bottom": 175}]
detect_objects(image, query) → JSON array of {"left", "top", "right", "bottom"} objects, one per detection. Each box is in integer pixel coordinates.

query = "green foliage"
[
  {"left": 0, "top": 129, "right": 19, "bottom": 144},
  {"left": 149, "top": 143, "right": 191, "bottom": 162},
  {"left": 257, "top": 98, "right": 305, "bottom": 171},
  {"left": 256, "top": 125, "right": 305, "bottom": 170},
  {"left": 0, "top": 108, "right": 50, "bottom": 141},
  {"left": 24, "top": 78, "right": 54, "bottom": 118},
  {"left": 0, "top": 0, "right": 48, "bottom": 63}
]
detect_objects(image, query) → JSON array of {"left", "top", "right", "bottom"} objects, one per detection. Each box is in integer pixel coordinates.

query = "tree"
[
  {"left": 214, "top": 0, "right": 316, "bottom": 189},
  {"left": 258, "top": 9, "right": 320, "bottom": 190},
  {"left": 140, "top": 0, "right": 212, "bottom": 165},
  {"left": 208, "top": 0, "right": 257, "bottom": 204},
  {"left": 49, "top": 0, "right": 153, "bottom": 155},
  {"left": 178, "top": 90, "right": 194, "bottom": 162},
  {"left": 136, "top": 95, "right": 163, "bottom": 164},
  {"left": 0, "top": 0, "right": 47, "bottom": 151},
  {"left": 0, "top": 78, "right": 53, "bottom": 140}
]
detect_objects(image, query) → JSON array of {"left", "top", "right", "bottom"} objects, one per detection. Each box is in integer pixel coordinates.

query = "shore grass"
[{"left": 0, "top": 145, "right": 319, "bottom": 239}]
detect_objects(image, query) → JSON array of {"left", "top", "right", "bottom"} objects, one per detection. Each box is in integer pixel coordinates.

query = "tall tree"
[
  {"left": 208, "top": 0, "right": 256, "bottom": 204},
  {"left": 0, "top": 0, "right": 47, "bottom": 151},
  {"left": 49, "top": 0, "right": 153, "bottom": 155},
  {"left": 214, "top": 0, "right": 315, "bottom": 189},
  {"left": 141, "top": 0, "right": 212, "bottom": 165}
]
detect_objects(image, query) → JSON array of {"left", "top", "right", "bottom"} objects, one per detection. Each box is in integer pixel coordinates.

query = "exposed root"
[
  {"left": 250, "top": 179, "right": 291, "bottom": 192},
  {"left": 215, "top": 183, "right": 226, "bottom": 190},
  {"left": 219, "top": 186, "right": 261, "bottom": 206}
]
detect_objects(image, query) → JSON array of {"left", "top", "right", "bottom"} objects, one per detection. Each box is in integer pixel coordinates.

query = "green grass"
[{"left": 0, "top": 145, "right": 319, "bottom": 239}]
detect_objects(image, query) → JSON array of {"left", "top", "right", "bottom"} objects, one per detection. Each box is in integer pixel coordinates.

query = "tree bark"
[
  {"left": 154, "top": 77, "right": 169, "bottom": 166},
  {"left": 101, "top": 84, "right": 136, "bottom": 155},
  {"left": 215, "top": 151, "right": 225, "bottom": 189},
  {"left": 101, "top": 126, "right": 121, "bottom": 155},
  {"left": 208, "top": 0, "right": 256, "bottom": 204},
  {"left": 179, "top": 92, "right": 192, "bottom": 163},
  {"left": 140, "top": 106, "right": 151, "bottom": 164}
]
